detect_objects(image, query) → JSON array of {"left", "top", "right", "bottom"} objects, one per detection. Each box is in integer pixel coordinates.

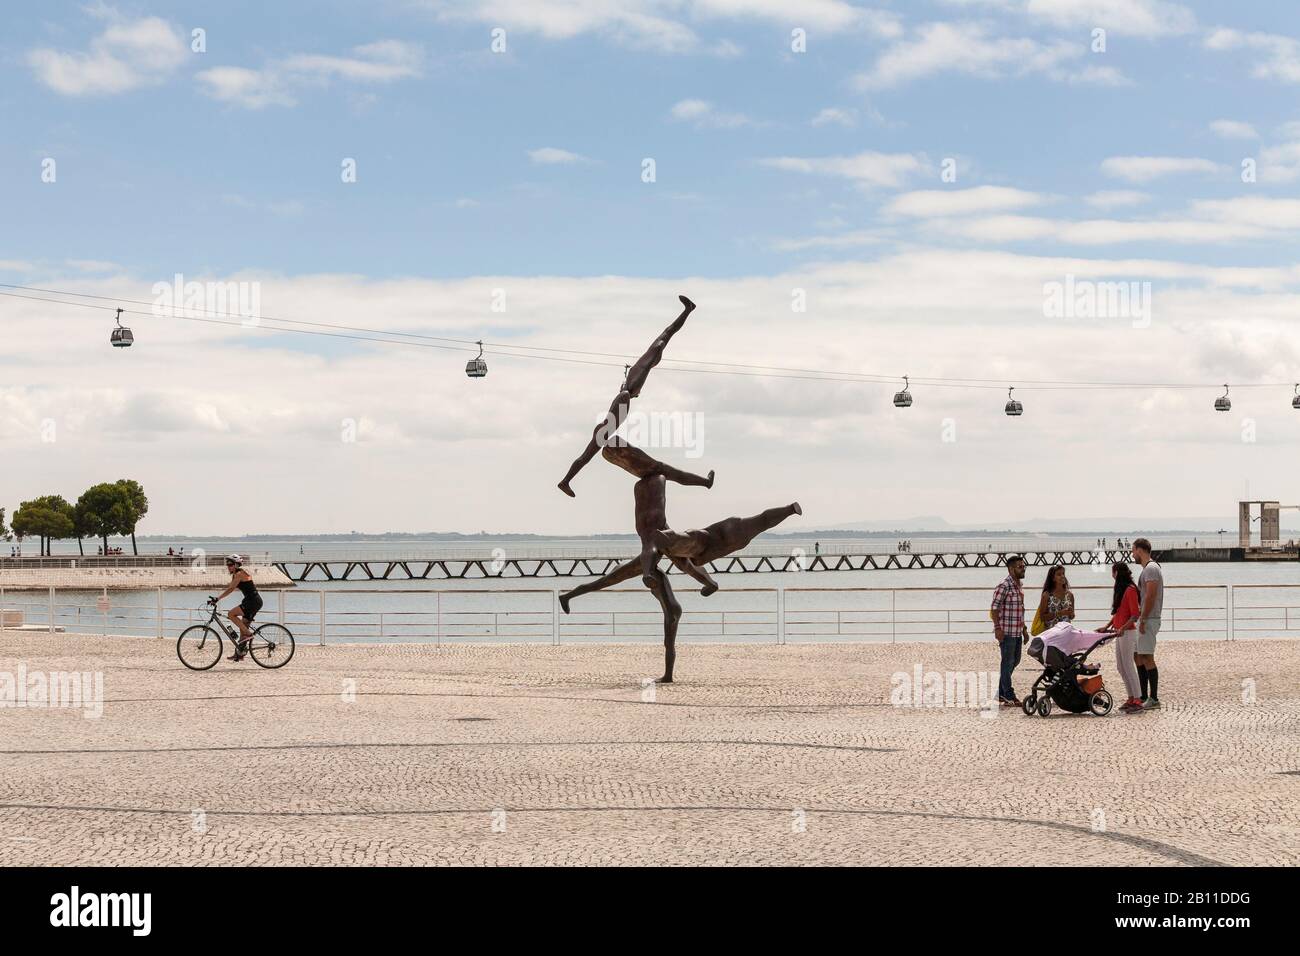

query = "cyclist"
[{"left": 210, "top": 554, "right": 263, "bottom": 661}]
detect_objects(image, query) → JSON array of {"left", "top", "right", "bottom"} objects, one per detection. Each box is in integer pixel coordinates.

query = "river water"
[{"left": 5, "top": 557, "right": 1296, "bottom": 645}]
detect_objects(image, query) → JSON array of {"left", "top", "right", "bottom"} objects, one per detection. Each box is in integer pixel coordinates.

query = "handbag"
[{"left": 1030, "top": 607, "right": 1046, "bottom": 636}]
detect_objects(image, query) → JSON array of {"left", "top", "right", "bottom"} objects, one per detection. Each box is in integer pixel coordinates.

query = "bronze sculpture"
[
  {"left": 557, "top": 295, "right": 696, "bottom": 497},
  {"left": 556, "top": 296, "right": 802, "bottom": 683}
]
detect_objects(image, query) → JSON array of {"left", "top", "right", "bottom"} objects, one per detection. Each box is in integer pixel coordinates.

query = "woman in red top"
[{"left": 1101, "top": 563, "right": 1143, "bottom": 713}]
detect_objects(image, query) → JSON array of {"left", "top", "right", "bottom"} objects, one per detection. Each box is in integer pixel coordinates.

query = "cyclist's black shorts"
[{"left": 240, "top": 595, "right": 264, "bottom": 621}]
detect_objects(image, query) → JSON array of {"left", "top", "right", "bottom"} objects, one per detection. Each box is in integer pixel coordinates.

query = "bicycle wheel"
[
  {"left": 177, "top": 626, "right": 223, "bottom": 671},
  {"left": 248, "top": 623, "right": 295, "bottom": 669}
]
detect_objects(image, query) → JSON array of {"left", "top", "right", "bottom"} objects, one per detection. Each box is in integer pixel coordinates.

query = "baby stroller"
[{"left": 1022, "top": 622, "right": 1116, "bottom": 717}]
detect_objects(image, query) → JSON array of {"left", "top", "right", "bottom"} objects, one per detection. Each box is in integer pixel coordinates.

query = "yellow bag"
[{"left": 1030, "top": 608, "right": 1046, "bottom": 636}]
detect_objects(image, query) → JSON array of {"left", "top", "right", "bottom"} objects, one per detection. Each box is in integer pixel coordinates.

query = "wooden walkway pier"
[{"left": 264, "top": 546, "right": 1277, "bottom": 582}]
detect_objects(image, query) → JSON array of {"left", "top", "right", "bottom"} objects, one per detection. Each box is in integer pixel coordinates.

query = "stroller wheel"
[
  {"left": 1089, "top": 689, "right": 1113, "bottom": 717},
  {"left": 1037, "top": 696, "right": 1052, "bottom": 717},
  {"left": 1021, "top": 695, "right": 1037, "bottom": 716}
]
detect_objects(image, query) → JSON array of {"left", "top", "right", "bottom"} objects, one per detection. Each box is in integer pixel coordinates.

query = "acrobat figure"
[
  {"left": 557, "top": 295, "right": 695, "bottom": 497},
  {"left": 560, "top": 495, "right": 802, "bottom": 683}
]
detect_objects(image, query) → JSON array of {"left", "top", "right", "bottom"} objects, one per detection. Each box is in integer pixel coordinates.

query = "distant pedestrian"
[
  {"left": 991, "top": 554, "right": 1029, "bottom": 706},
  {"left": 1132, "top": 538, "right": 1164, "bottom": 709}
]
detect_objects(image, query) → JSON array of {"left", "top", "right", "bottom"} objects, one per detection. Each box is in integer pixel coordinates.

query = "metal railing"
[{"left": 2, "top": 583, "right": 1299, "bottom": 645}]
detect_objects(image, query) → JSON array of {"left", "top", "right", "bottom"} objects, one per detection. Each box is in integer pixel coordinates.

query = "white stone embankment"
[{"left": 0, "top": 564, "right": 293, "bottom": 591}]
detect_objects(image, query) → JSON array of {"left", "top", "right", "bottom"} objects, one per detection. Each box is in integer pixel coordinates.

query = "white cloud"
[
  {"left": 6, "top": 261, "right": 1299, "bottom": 533},
  {"left": 771, "top": 230, "right": 886, "bottom": 251},
  {"left": 884, "top": 186, "right": 1048, "bottom": 217},
  {"left": 27, "top": 15, "right": 187, "bottom": 96},
  {"left": 1209, "top": 119, "right": 1258, "bottom": 140},
  {"left": 196, "top": 41, "right": 422, "bottom": 109},
  {"left": 1019, "top": 0, "right": 1196, "bottom": 36},
  {"left": 811, "top": 107, "right": 858, "bottom": 128},
  {"left": 281, "top": 41, "right": 423, "bottom": 83},
  {"left": 1084, "top": 190, "right": 1150, "bottom": 209},
  {"left": 198, "top": 67, "right": 295, "bottom": 109},
  {"left": 758, "top": 150, "right": 926, "bottom": 189},
  {"left": 669, "top": 98, "right": 757, "bottom": 129},
  {"left": 1258, "top": 141, "right": 1300, "bottom": 184},
  {"left": 857, "top": 21, "right": 1120, "bottom": 89},
  {"left": 420, "top": 1, "right": 900, "bottom": 52},
  {"left": 1189, "top": 197, "right": 1300, "bottom": 230},
  {"left": 927, "top": 209, "right": 1281, "bottom": 245},
  {"left": 1100, "top": 156, "right": 1224, "bottom": 182},
  {"left": 1205, "top": 28, "right": 1300, "bottom": 84},
  {"left": 528, "top": 147, "right": 594, "bottom": 165}
]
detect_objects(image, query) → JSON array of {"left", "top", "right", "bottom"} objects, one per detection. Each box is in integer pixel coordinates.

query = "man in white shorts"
[{"left": 1132, "top": 538, "right": 1164, "bottom": 710}]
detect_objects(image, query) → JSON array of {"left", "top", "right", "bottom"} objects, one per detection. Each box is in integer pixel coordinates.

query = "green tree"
[
  {"left": 0, "top": 507, "right": 8, "bottom": 541},
  {"left": 75, "top": 483, "right": 132, "bottom": 555},
  {"left": 10, "top": 496, "right": 76, "bottom": 556},
  {"left": 114, "top": 479, "right": 149, "bottom": 555}
]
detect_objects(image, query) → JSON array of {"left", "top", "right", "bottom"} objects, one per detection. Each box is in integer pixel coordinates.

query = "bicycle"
[{"left": 177, "top": 598, "right": 295, "bottom": 671}]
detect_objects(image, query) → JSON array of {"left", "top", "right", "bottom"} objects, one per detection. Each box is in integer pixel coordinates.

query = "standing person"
[
  {"left": 991, "top": 555, "right": 1029, "bottom": 706},
  {"left": 1132, "top": 538, "right": 1164, "bottom": 709},
  {"left": 1034, "top": 564, "right": 1075, "bottom": 631},
  {"left": 1101, "top": 562, "right": 1143, "bottom": 713}
]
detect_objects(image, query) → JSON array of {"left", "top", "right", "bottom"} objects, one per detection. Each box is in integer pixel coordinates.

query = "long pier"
[{"left": 266, "top": 546, "right": 1293, "bottom": 582}]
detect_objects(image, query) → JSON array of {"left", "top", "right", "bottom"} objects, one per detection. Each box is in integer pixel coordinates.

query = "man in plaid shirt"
[{"left": 991, "top": 554, "right": 1029, "bottom": 706}]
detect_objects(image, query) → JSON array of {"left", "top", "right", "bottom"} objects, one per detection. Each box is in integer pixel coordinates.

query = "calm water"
[{"left": 6, "top": 560, "right": 1297, "bottom": 645}]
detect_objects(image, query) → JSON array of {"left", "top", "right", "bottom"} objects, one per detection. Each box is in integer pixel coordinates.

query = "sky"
[{"left": 2, "top": 0, "right": 1300, "bottom": 537}]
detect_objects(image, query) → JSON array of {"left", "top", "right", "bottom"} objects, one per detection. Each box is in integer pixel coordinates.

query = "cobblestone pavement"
[{"left": 1, "top": 633, "right": 1296, "bottom": 865}]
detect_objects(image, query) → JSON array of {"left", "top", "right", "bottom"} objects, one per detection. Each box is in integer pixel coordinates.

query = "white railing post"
[
  {"left": 379, "top": 612, "right": 385, "bottom": 641},
  {"left": 552, "top": 589, "right": 559, "bottom": 645},
  {"left": 49, "top": 586, "right": 55, "bottom": 634},
  {"left": 278, "top": 589, "right": 285, "bottom": 625},
  {"left": 157, "top": 586, "right": 164, "bottom": 639},
  {"left": 1227, "top": 584, "right": 1234, "bottom": 641},
  {"left": 777, "top": 587, "right": 785, "bottom": 644},
  {"left": 319, "top": 589, "right": 326, "bottom": 646},
  {"left": 436, "top": 591, "right": 442, "bottom": 647},
  {"left": 891, "top": 589, "right": 897, "bottom": 644},
  {"left": 0, "top": 585, "right": 5, "bottom": 636}
]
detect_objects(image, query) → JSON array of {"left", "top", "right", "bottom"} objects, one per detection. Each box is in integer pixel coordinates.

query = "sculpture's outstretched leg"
[
  {"left": 558, "top": 558, "right": 640, "bottom": 613},
  {"left": 657, "top": 461, "right": 713, "bottom": 488},
  {"left": 671, "top": 556, "right": 718, "bottom": 596},
  {"left": 644, "top": 567, "right": 682, "bottom": 683},
  {"left": 655, "top": 502, "right": 802, "bottom": 561},
  {"left": 558, "top": 390, "right": 632, "bottom": 497},
  {"left": 623, "top": 295, "right": 695, "bottom": 398},
  {"left": 600, "top": 443, "right": 713, "bottom": 488},
  {"left": 557, "top": 296, "right": 696, "bottom": 497}
]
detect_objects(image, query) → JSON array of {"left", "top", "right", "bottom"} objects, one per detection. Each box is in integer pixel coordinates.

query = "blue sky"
[
  {"left": 6, "top": 0, "right": 1300, "bottom": 279},
  {"left": 3, "top": 1, "right": 1300, "bottom": 535}
]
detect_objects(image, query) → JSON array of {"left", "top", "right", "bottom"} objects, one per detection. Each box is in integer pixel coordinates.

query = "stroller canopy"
[{"left": 1029, "top": 621, "right": 1112, "bottom": 665}]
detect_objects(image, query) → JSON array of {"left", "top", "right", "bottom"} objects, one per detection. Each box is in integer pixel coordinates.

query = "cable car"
[
  {"left": 1214, "top": 385, "right": 1231, "bottom": 412},
  {"left": 1293, "top": 384, "right": 1299, "bottom": 410},
  {"left": 893, "top": 376, "right": 913, "bottom": 408},
  {"left": 1004, "top": 387, "right": 1023, "bottom": 417},
  {"left": 465, "top": 341, "right": 487, "bottom": 378},
  {"left": 110, "top": 307, "right": 133, "bottom": 348}
]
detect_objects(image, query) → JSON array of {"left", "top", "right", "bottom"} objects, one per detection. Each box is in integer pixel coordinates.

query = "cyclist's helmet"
[{"left": 225, "top": 554, "right": 243, "bottom": 567}]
